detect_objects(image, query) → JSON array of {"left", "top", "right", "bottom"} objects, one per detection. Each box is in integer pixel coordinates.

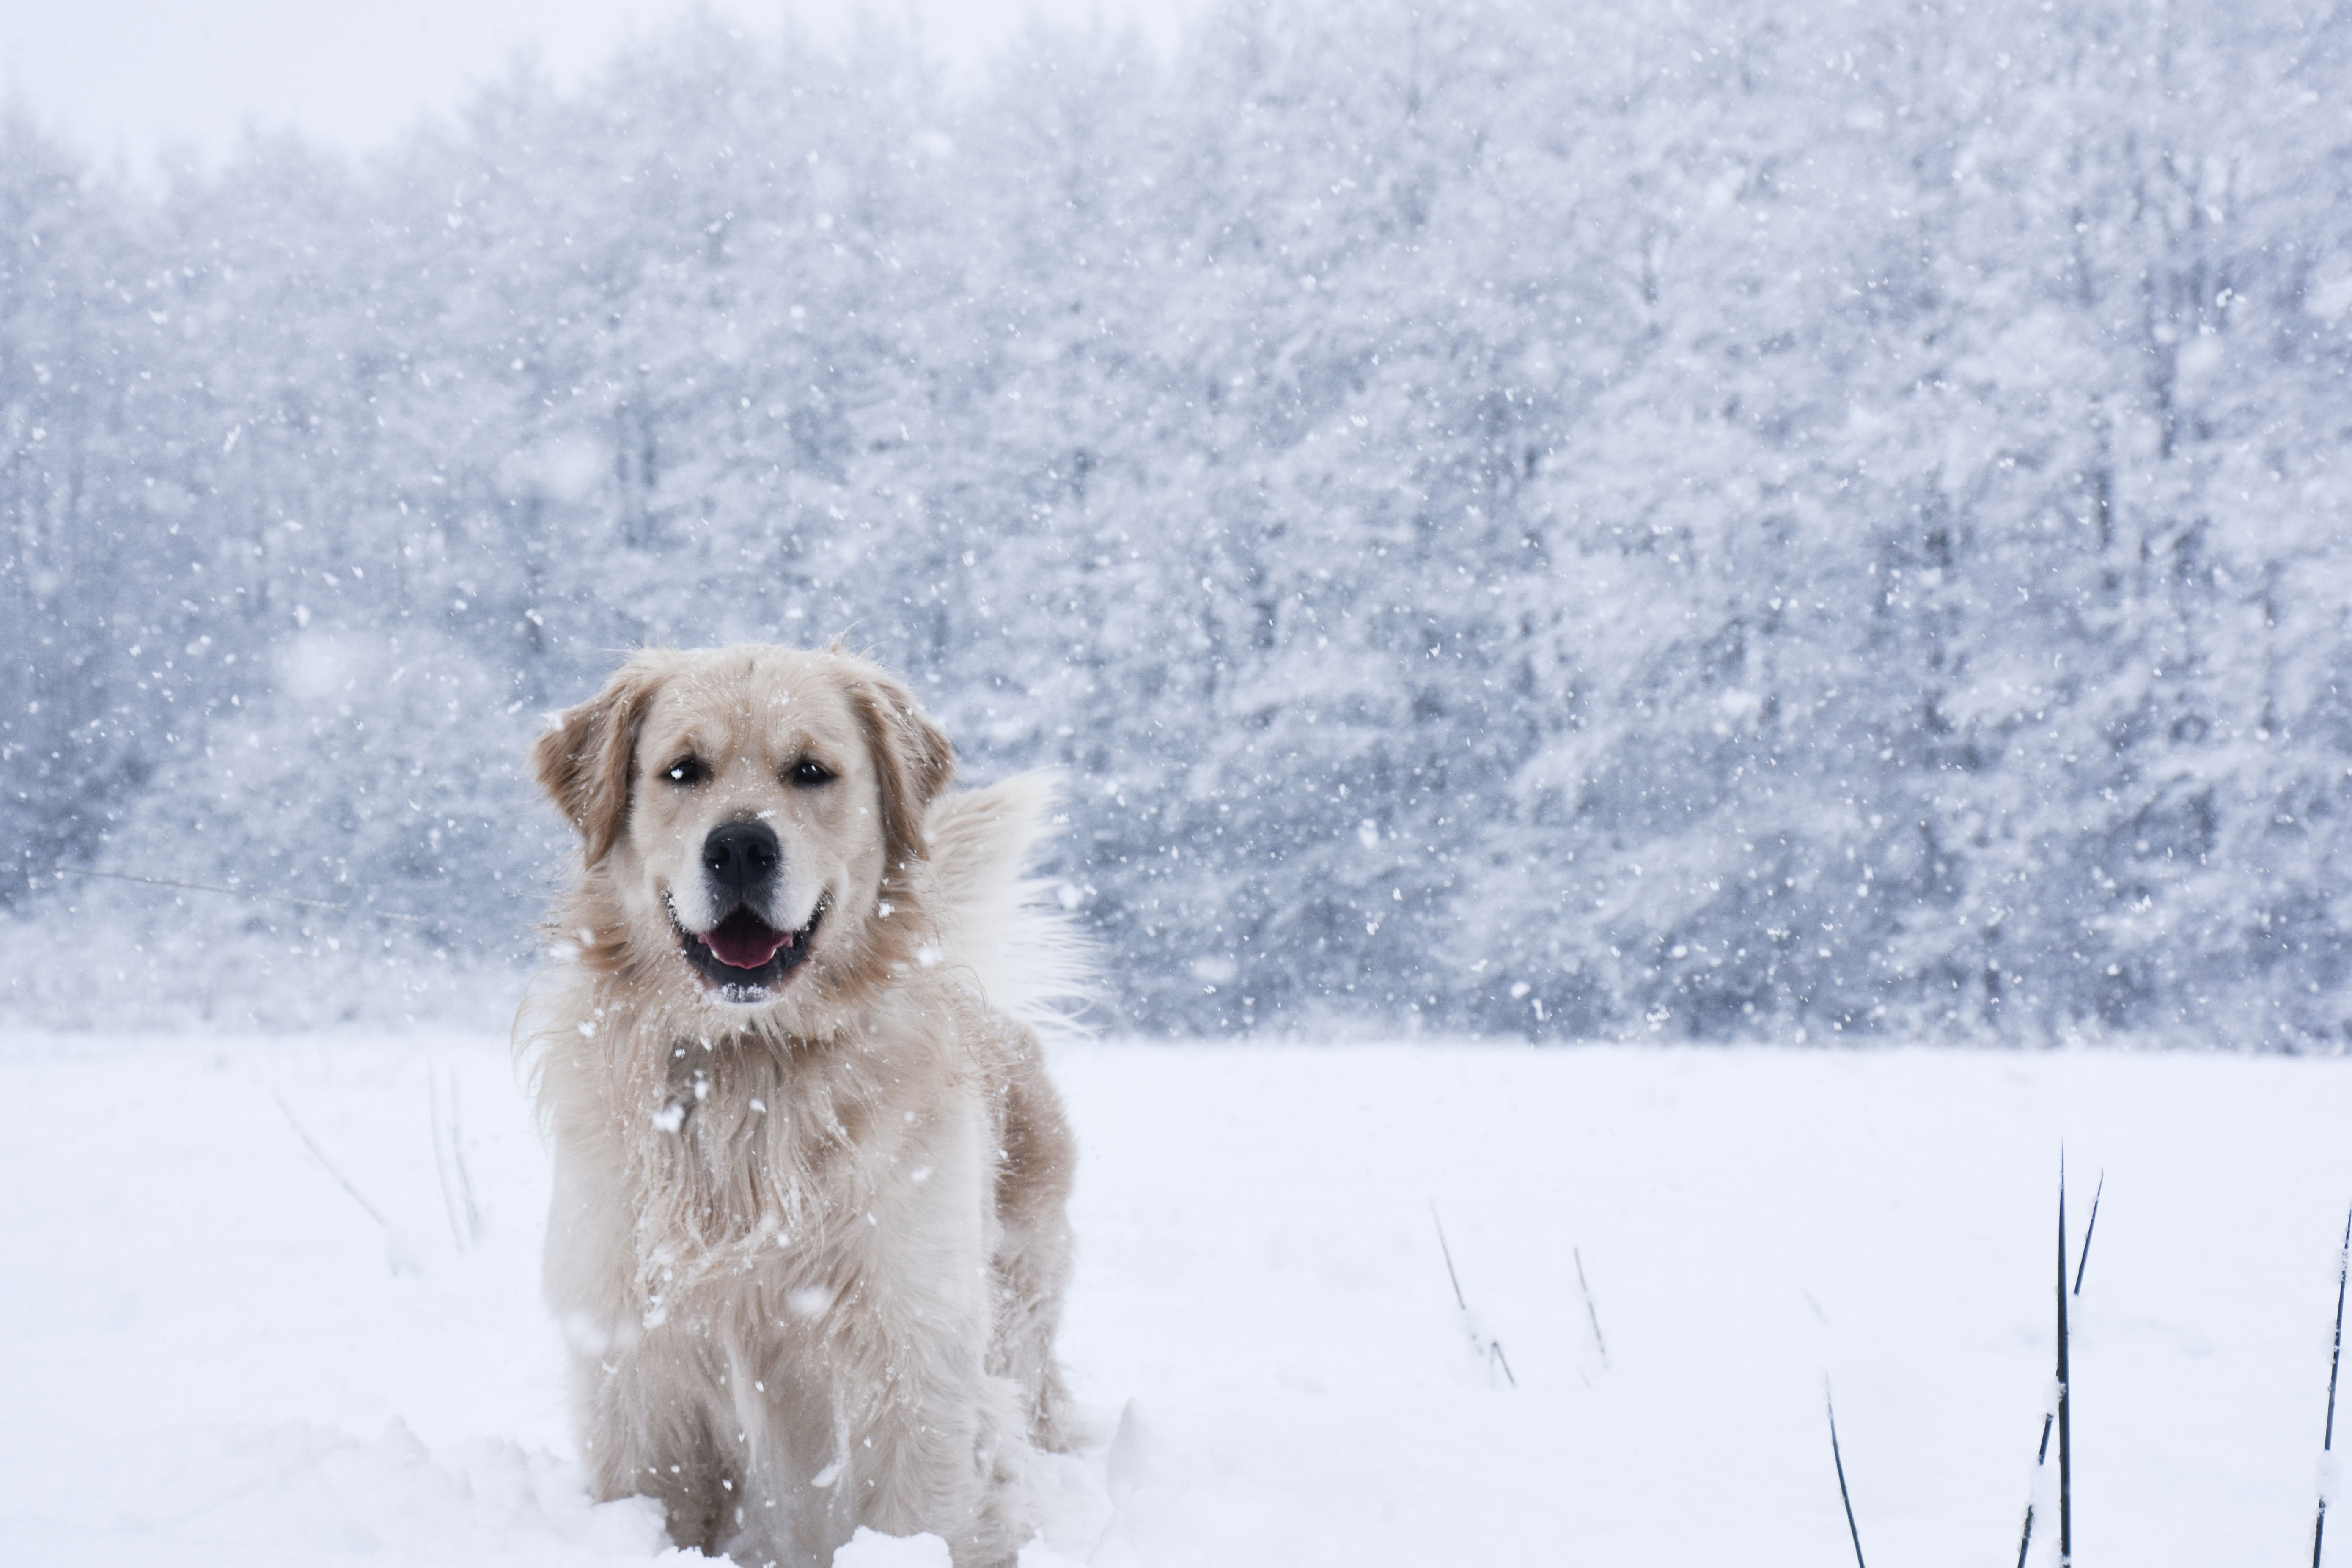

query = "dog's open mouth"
[{"left": 674, "top": 896, "right": 828, "bottom": 1000}]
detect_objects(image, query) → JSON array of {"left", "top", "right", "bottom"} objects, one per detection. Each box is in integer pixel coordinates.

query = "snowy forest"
[{"left": 5, "top": 0, "right": 2352, "bottom": 1044}]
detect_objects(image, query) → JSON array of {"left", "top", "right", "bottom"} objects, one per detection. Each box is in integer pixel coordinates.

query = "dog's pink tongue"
[{"left": 703, "top": 911, "right": 793, "bottom": 969}]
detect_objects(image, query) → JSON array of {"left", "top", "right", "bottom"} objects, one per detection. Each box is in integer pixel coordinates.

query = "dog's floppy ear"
[
  {"left": 852, "top": 670, "right": 956, "bottom": 885},
  {"left": 534, "top": 656, "right": 667, "bottom": 865}
]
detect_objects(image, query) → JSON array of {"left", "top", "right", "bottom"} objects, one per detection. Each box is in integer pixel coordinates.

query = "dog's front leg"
[
  {"left": 547, "top": 1140, "right": 729, "bottom": 1550},
  {"left": 715, "top": 1351, "right": 859, "bottom": 1568},
  {"left": 576, "top": 1340, "right": 734, "bottom": 1554},
  {"left": 840, "top": 1340, "right": 1037, "bottom": 1568}
]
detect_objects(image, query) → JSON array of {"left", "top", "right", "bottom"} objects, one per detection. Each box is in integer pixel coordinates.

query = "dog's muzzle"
[{"left": 675, "top": 821, "right": 826, "bottom": 1001}]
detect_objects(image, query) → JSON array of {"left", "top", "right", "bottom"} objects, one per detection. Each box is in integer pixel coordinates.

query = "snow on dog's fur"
[{"left": 517, "top": 645, "right": 1083, "bottom": 1568}]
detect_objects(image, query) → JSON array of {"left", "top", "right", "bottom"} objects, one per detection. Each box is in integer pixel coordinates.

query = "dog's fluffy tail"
[{"left": 924, "top": 770, "right": 1094, "bottom": 1035}]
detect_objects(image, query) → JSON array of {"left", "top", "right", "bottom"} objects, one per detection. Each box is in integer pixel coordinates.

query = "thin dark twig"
[
  {"left": 274, "top": 1091, "right": 394, "bottom": 1233},
  {"left": 429, "top": 1065, "right": 484, "bottom": 1252},
  {"left": 2024, "top": 1162, "right": 2100, "bottom": 1566},
  {"left": 2315, "top": 1203, "right": 2352, "bottom": 1568},
  {"left": 1429, "top": 1204, "right": 1515, "bottom": 1387},
  {"left": 2016, "top": 1412, "right": 2056, "bottom": 1568},
  {"left": 2072, "top": 1170, "right": 2105, "bottom": 1297},
  {"left": 1431, "top": 1204, "right": 1468, "bottom": 1312},
  {"left": 448, "top": 1072, "right": 482, "bottom": 1244},
  {"left": 54, "top": 865, "right": 438, "bottom": 923},
  {"left": 1826, "top": 1382, "right": 1868, "bottom": 1568},
  {"left": 1574, "top": 1246, "right": 1609, "bottom": 1368},
  {"left": 429, "top": 1069, "right": 466, "bottom": 1251},
  {"left": 2057, "top": 1158, "right": 2073, "bottom": 1568}
]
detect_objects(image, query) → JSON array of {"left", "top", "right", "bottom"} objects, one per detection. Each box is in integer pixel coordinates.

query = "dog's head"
[{"left": 533, "top": 645, "right": 954, "bottom": 1014}]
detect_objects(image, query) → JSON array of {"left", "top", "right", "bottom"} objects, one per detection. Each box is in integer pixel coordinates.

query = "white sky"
[{"left": 0, "top": 0, "right": 1207, "bottom": 167}]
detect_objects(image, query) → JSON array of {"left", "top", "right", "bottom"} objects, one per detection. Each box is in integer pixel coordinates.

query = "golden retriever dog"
[{"left": 518, "top": 645, "right": 1082, "bottom": 1568}]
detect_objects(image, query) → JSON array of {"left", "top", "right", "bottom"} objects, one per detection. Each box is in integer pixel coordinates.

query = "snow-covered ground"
[{"left": 4, "top": 1031, "right": 2350, "bottom": 1566}]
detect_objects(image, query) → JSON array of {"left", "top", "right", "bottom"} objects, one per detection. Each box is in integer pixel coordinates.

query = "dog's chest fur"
[{"left": 545, "top": 979, "right": 1005, "bottom": 1340}]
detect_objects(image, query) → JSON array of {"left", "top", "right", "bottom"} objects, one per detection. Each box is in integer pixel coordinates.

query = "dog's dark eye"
[
  {"left": 789, "top": 758, "right": 835, "bottom": 788},
  {"left": 664, "top": 755, "right": 704, "bottom": 785}
]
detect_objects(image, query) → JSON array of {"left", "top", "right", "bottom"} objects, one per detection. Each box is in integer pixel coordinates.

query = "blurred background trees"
[{"left": 6, "top": 0, "right": 2350, "bottom": 1043}]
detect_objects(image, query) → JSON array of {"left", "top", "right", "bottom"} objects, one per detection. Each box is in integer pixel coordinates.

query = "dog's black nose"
[{"left": 702, "top": 821, "right": 780, "bottom": 895}]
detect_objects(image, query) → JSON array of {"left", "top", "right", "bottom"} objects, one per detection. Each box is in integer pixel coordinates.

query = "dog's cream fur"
[{"left": 518, "top": 645, "right": 1080, "bottom": 1568}]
